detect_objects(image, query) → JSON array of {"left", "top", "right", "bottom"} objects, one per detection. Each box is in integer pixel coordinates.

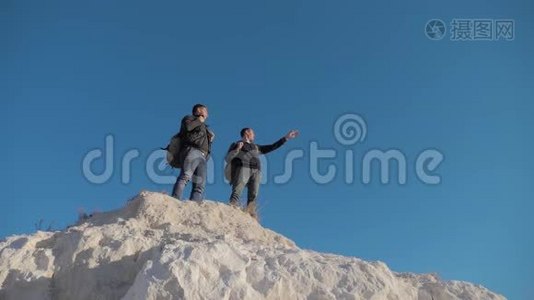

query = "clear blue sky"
[{"left": 2, "top": 1, "right": 533, "bottom": 298}]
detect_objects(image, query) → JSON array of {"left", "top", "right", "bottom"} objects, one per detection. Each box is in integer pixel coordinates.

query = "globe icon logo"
[{"left": 425, "top": 19, "right": 446, "bottom": 40}]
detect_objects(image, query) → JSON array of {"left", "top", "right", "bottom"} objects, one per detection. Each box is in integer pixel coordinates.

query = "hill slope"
[{"left": 0, "top": 191, "right": 505, "bottom": 300}]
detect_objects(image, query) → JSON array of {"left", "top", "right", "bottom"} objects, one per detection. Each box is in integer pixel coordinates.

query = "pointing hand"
[{"left": 285, "top": 130, "right": 299, "bottom": 140}]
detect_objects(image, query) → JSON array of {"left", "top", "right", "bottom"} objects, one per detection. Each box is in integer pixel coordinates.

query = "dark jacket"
[
  {"left": 180, "top": 115, "right": 213, "bottom": 155},
  {"left": 225, "top": 138, "right": 286, "bottom": 170}
]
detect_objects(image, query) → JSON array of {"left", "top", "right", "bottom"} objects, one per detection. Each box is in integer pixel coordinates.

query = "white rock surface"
[{"left": 0, "top": 191, "right": 505, "bottom": 300}]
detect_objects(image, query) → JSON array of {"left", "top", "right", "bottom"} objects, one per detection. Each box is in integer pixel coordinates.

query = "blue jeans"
[
  {"left": 229, "top": 167, "right": 261, "bottom": 208},
  {"left": 172, "top": 148, "right": 207, "bottom": 201}
]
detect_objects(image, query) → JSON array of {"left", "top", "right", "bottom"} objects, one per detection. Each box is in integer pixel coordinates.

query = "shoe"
[
  {"left": 229, "top": 200, "right": 240, "bottom": 209},
  {"left": 245, "top": 204, "right": 259, "bottom": 221}
]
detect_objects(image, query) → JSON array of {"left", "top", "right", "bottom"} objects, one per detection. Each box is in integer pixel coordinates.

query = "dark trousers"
[
  {"left": 229, "top": 167, "right": 261, "bottom": 210},
  {"left": 172, "top": 148, "right": 207, "bottom": 201}
]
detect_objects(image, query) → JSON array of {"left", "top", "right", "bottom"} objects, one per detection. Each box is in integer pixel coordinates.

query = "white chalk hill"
[{"left": 0, "top": 191, "right": 505, "bottom": 300}]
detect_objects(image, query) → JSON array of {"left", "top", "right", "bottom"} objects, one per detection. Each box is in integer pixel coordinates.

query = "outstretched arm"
[
  {"left": 258, "top": 138, "right": 286, "bottom": 154},
  {"left": 258, "top": 130, "right": 299, "bottom": 154}
]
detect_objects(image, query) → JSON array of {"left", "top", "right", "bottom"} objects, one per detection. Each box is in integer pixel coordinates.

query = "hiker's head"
[
  {"left": 192, "top": 104, "right": 208, "bottom": 119},
  {"left": 240, "top": 128, "right": 255, "bottom": 142}
]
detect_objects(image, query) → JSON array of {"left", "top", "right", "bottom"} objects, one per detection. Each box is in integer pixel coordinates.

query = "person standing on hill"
[
  {"left": 172, "top": 104, "right": 214, "bottom": 201},
  {"left": 225, "top": 128, "right": 299, "bottom": 219}
]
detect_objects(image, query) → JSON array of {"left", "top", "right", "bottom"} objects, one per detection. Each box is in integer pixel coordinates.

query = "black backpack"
[{"left": 162, "top": 132, "right": 184, "bottom": 168}]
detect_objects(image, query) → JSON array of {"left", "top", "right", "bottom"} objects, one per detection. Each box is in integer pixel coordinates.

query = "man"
[
  {"left": 172, "top": 104, "right": 214, "bottom": 201},
  {"left": 226, "top": 128, "right": 299, "bottom": 219}
]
